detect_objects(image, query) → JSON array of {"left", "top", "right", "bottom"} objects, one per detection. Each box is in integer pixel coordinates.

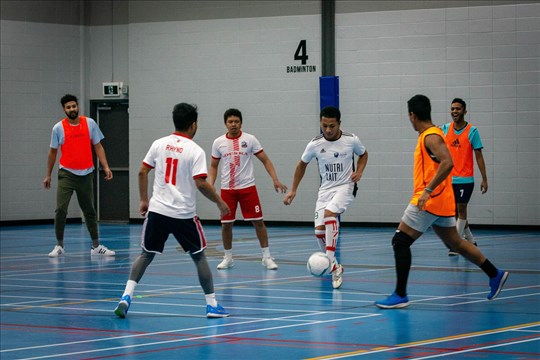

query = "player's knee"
[
  {"left": 141, "top": 250, "right": 155, "bottom": 261},
  {"left": 190, "top": 251, "right": 205, "bottom": 263},
  {"left": 392, "top": 230, "right": 415, "bottom": 249}
]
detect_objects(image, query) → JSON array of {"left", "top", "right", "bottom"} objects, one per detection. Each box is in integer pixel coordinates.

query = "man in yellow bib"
[{"left": 442, "top": 98, "right": 487, "bottom": 255}]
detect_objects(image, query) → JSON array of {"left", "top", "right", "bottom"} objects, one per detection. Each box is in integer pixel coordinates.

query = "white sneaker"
[
  {"left": 262, "top": 257, "right": 278, "bottom": 270},
  {"left": 48, "top": 245, "right": 65, "bottom": 257},
  {"left": 90, "top": 245, "right": 115, "bottom": 256},
  {"left": 217, "top": 257, "right": 234, "bottom": 269},
  {"left": 332, "top": 262, "right": 344, "bottom": 289}
]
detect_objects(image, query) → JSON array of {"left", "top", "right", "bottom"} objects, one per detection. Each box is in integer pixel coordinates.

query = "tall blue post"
[{"left": 319, "top": 76, "right": 339, "bottom": 109}]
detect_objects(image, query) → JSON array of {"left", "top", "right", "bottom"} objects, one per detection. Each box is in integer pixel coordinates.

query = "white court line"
[
  {"left": 319, "top": 323, "right": 540, "bottom": 359},
  {"left": 413, "top": 337, "right": 540, "bottom": 359},
  {"left": 3, "top": 311, "right": 380, "bottom": 358}
]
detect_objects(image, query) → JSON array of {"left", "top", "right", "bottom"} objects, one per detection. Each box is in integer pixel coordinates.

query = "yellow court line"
[{"left": 306, "top": 321, "right": 540, "bottom": 360}]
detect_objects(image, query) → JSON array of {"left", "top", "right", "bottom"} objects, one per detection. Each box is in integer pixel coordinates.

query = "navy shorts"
[
  {"left": 452, "top": 183, "right": 474, "bottom": 204},
  {"left": 141, "top": 211, "right": 207, "bottom": 254}
]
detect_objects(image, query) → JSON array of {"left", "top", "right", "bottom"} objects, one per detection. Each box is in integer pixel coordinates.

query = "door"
[{"left": 90, "top": 100, "right": 129, "bottom": 222}]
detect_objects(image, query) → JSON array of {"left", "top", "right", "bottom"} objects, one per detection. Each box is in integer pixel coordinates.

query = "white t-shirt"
[
  {"left": 211, "top": 131, "right": 263, "bottom": 190},
  {"left": 143, "top": 133, "right": 207, "bottom": 219},
  {"left": 301, "top": 131, "right": 366, "bottom": 191}
]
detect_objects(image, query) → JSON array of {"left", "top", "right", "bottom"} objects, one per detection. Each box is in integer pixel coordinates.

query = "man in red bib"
[{"left": 43, "top": 94, "right": 115, "bottom": 257}]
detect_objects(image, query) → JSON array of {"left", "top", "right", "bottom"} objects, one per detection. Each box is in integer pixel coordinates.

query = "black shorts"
[
  {"left": 141, "top": 211, "right": 207, "bottom": 254},
  {"left": 452, "top": 183, "right": 474, "bottom": 204}
]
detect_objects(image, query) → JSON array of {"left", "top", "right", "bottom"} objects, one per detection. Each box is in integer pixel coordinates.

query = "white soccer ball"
[{"left": 307, "top": 252, "right": 331, "bottom": 277}]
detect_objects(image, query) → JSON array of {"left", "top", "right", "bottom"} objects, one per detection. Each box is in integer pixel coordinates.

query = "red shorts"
[{"left": 220, "top": 185, "right": 263, "bottom": 223}]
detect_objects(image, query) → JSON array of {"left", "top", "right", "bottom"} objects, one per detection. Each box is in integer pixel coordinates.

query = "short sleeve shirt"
[
  {"left": 211, "top": 131, "right": 263, "bottom": 190},
  {"left": 143, "top": 133, "right": 207, "bottom": 219},
  {"left": 50, "top": 117, "right": 104, "bottom": 175},
  {"left": 301, "top": 131, "right": 366, "bottom": 191}
]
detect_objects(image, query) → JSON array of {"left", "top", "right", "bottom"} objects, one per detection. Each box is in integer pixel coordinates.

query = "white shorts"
[
  {"left": 314, "top": 183, "right": 356, "bottom": 227},
  {"left": 401, "top": 204, "right": 456, "bottom": 233}
]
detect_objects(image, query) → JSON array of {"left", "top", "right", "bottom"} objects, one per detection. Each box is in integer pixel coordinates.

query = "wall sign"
[{"left": 286, "top": 40, "right": 317, "bottom": 73}]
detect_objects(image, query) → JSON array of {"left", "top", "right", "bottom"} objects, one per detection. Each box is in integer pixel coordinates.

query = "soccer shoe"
[
  {"left": 114, "top": 294, "right": 131, "bottom": 318},
  {"left": 375, "top": 292, "right": 410, "bottom": 309},
  {"left": 48, "top": 245, "right": 65, "bottom": 257},
  {"left": 331, "top": 262, "right": 344, "bottom": 289},
  {"left": 262, "top": 257, "right": 278, "bottom": 270},
  {"left": 206, "top": 304, "right": 230, "bottom": 318},
  {"left": 487, "top": 270, "right": 509, "bottom": 300},
  {"left": 90, "top": 245, "right": 115, "bottom": 256},
  {"left": 217, "top": 257, "right": 234, "bottom": 269}
]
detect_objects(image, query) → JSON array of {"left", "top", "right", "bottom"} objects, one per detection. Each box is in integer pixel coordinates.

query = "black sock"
[
  {"left": 394, "top": 246, "right": 411, "bottom": 298},
  {"left": 480, "top": 259, "right": 498, "bottom": 278}
]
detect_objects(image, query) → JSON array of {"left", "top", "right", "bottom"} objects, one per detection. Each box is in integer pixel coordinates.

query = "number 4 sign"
[{"left": 286, "top": 40, "right": 316, "bottom": 73}]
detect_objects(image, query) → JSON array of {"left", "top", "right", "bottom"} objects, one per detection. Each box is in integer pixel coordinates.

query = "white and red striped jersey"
[
  {"left": 301, "top": 131, "right": 366, "bottom": 191},
  {"left": 211, "top": 131, "right": 263, "bottom": 190},
  {"left": 143, "top": 133, "right": 207, "bottom": 219}
]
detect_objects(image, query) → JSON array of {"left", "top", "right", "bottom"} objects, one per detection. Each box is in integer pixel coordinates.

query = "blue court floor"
[{"left": 1, "top": 223, "right": 539, "bottom": 359}]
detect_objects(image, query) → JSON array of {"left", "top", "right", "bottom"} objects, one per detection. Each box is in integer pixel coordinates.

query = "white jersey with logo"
[
  {"left": 143, "top": 133, "right": 207, "bottom": 219},
  {"left": 301, "top": 131, "right": 366, "bottom": 191},
  {"left": 211, "top": 131, "right": 263, "bottom": 190}
]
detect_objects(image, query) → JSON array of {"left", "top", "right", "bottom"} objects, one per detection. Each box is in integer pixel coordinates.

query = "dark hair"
[
  {"left": 451, "top": 97, "right": 467, "bottom": 110},
  {"left": 320, "top": 106, "right": 341, "bottom": 122},
  {"left": 223, "top": 108, "right": 242, "bottom": 123},
  {"left": 407, "top": 94, "right": 431, "bottom": 121},
  {"left": 172, "top": 103, "right": 198, "bottom": 131},
  {"left": 60, "top": 94, "right": 78, "bottom": 107}
]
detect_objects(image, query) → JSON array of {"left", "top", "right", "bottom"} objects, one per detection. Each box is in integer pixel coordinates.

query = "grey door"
[{"left": 91, "top": 100, "right": 129, "bottom": 222}]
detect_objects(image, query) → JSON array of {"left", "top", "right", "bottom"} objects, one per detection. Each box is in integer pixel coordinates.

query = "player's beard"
[{"left": 66, "top": 110, "right": 78, "bottom": 120}]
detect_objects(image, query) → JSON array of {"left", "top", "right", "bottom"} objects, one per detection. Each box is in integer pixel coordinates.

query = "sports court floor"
[{"left": 1, "top": 223, "right": 539, "bottom": 359}]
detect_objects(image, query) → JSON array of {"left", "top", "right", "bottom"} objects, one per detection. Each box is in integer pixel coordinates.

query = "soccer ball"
[{"left": 307, "top": 252, "right": 331, "bottom": 277}]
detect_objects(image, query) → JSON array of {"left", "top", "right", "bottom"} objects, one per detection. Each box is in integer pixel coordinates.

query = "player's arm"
[
  {"left": 351, "top": 151, "right": 368, "bottom": 182},
  {"left": 255, "top": 150, "right": 288, "bottom": 193},
  {"left": 283, "top": 160, "right": 308, "bottom": 205},
  {"left": 474, "top": 149, "right": 488, "bottom": 194},
  {"left": 138, "top": 163, "right": 152, "bottom": 216},
  {"left": 418, "top": 134, "right": 454, "bottom": 211},
  {"left": 195, "top": 177, "right": 230, "bottom": 216},
  {"left": 43, "top": 148, "right": 58, "bottom": 189},
  {"left": 93, "top": 142, "right": 113, "bottom": 180},
  {"left": 207, "top": 157, "right": 220, "bottom": 187}
]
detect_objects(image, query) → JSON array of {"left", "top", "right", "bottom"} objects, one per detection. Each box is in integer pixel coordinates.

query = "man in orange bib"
[
  {"left": 442, "top": 98, "right": 488, "bottom": 255},
  {"left": 375, "top": 95, "right": 507, "bottom": 309},
  {"left": 43, "top": 94, "right": 115, "bottom": 257}
]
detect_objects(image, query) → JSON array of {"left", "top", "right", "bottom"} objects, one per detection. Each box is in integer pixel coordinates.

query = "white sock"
[
  {"left": 315, "top": 229, "right": 326, "bottom": 251},
  {"left": 223, "top": 249, "right": 233, "bottom": 259},
  {"left": 261, "top": 247, "right": 271, "bottom": 258},
  {"left": 456, "top": 218, "right": 466, "bottom": 237},
  {"left": 464, "top": 227, "right": 475, "bottom": 242},
  {"left": 324, "top": 217, "right": 339, "bottom": 265},
  {"left": 123, "top": 280, "right": 137, "bottom": 298},
  {"left": 205, "top": 293, "right": 218, "bottom": 307}
]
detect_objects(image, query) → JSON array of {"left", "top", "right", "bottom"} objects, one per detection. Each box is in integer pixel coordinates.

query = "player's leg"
[
  {"left": 240, "top": 186, "right": 277, "bottom": 269},
  {"left": 115, "top": 213, "right": 165, "bottom": 318},
  {"left": 432, "top": 224, "right": 508, "bottom": 300},
  {"left": 75, "top": 172, "right": 115, "bottom": 255},
  {"left": 178, "top": 216, "right": 229, "bottom": 317},
  {"left": 375, "top": 204, "right": 426, "bottom": 309},
  {"left": 314, "top": 206, "right": 326, "bottom": 251},
  {"left": 455, "top": 183, "right": 476, "bottom": 244},
  {"left": 217, "top": 189, "right": 237, "bottom": 269},
  {"left": 50, "top": 170, "right": 75, "bottom": 256},
  {"left": 324, "top": 185, "right": 355, "bottom": 289},
  {"left": 251, "top": 219, "right": 278, "bottom": 269}
]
